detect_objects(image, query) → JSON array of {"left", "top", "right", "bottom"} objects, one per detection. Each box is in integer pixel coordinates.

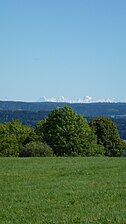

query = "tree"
[
  {"left": 89, "top": 117, "right": 126, "bottom": 156},
  {"left": 0, "top": 135, "right": 19, "bottom": 157},
  {"left": 7, "top": 120, "right": 39, "bottom": 146},
  {"left": 0, "top": 120, "right": 39, "bottom": 157},
  {"left": 0, "top": 123, "right": 19, "bottom": 156},
  {"left": 37, "top": 106, "right": 104, "bottom": 156},
  {"left": 34, "top": 120, "right": 46, "bottom": 141}
]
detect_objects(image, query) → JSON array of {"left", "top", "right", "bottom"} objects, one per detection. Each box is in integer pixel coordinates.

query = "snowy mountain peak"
[{"left": 38, "top": 96, "right": 126, "bottom": 103}]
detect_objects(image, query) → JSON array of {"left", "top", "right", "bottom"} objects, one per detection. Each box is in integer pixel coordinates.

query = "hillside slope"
[{"left": 0, "top": 101, "right": 126, "bottom": 117}]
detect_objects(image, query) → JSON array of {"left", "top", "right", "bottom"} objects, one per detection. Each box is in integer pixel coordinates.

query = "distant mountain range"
[
  {"left": 0, "top": 100, "right": 126, "bottom": 118},
  {"left": 38, "top": 96, "right": 126, "bottom": 103}
]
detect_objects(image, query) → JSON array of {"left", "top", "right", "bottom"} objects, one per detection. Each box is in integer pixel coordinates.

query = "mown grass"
[{"left": 0, "top": 157, "right": 125, "bottom": 224}]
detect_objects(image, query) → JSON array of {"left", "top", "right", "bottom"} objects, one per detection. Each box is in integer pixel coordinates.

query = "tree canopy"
[
  {"left": 37, "top": 106, "right": 104, "bottom": 156},
  {"left": 90, "top": 116, "right": 126, "bottom": 156},
  {"left": 0, "top": 120, "right": 38, "bottom": 156},
  {"left": 0, "top": 107, "right": 125, "bottom": 157}
]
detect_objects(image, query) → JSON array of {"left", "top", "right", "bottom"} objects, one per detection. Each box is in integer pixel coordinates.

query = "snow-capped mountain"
[{"left": 38, "top": 96, "right": 126, "bottom": 103}]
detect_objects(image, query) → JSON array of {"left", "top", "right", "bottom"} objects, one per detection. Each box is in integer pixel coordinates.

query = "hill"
[{"left": 0, "top": 101, "right": 126, "bottom": 117}]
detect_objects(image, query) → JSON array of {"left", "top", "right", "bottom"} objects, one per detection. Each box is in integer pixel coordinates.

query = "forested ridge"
[{"left": 1, "top": 101, "right": 126, "bottom": 117}]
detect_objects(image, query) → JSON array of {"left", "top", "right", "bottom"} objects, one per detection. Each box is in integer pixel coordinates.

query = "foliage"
[
  {"left": 0, "top": 135, "right": 19, "bottom": 157},
  {"left": 0, "top": 108, "right": 125, "bottom": 157},
  {"left": 40, "top": 106, "right": 104, "bottom": 156},
  {"left": 0, "top": 123, "right": 19, "bottom": 156},
  {"left": 1, "top": 107, "right": 126, "bottom": 140},
  {"left": 0, "top": 120, "right": 39, "bottom": 157},
  {"left": 90, "top": 116, "right": 126, "bottom": 156},
  {"left": 34, "top": 119, "right": 46, "bottom": 141},
  {"left": 19, "top": 141, "right": 54, "bottom": 157},
  {"left": 7, "top": 121, "right": 36, "bottom": 145}
]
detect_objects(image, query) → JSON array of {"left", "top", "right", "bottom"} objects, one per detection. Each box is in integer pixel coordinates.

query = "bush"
[{"left": 19, "top": 141, "right": 54, "bottom": 157}]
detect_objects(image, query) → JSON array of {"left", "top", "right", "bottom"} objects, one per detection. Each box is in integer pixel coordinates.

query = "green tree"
[
  {"left": 34, "top": 119, "right": 46, "bottom": 141},
  {"left": 0, "top": 135, "right": 19, "bottom": 157},
  {"left": 90, "top": 116, "right": 126, "bottom": 156},
  {"left": 38, "top": 106, "right": 104, "bottom": 156},
  {"left": 0, "top": 123, "right": 19, "bottom": 156},
  {"left": 7, "top": 120, "right": 39, "bottom": 146},
  {"left": 0, "top": 120, "right": 39, "bottom": 157}
]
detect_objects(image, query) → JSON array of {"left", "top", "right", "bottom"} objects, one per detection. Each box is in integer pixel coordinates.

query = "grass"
[{"left": 0, "top": 157, "right": 125, "bottom": 224}]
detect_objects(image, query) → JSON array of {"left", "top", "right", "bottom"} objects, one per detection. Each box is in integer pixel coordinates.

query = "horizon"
[
  {"left": 1, "top": 0, "right": 126, "bottom": 101},
  {"left": 1, "top": 95, "right": 126, "bottom": 104}
]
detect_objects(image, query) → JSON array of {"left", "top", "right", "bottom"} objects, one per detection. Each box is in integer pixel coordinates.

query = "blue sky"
[{"left": 0, "top": 0, "right": 126, "bottom": 102}]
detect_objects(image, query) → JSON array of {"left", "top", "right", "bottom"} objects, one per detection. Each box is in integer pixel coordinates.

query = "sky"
[{"left": 0, "top": 0, "right": 126, "bottom": 102}]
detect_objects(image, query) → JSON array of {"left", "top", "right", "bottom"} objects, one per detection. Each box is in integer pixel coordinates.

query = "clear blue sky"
[{"left": 0, "top": 0, "right": 126, "bottom": 102}]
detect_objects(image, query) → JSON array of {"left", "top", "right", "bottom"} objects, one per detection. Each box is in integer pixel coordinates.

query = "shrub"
[{"left": 19, "top": 141, "right": 54, "bottom": 157}]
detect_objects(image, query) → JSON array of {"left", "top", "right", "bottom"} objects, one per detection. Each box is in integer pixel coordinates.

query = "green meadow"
[{"left": 0, "top": 157, "right": 125, "bottom": 224}]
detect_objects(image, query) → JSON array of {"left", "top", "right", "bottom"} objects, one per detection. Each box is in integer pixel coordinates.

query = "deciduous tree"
[
  {"left": 38, "top": 106, "right": 104, "bottom": 156},
  {"left": 90, "top": 117, "right": 125, "bottom": 156}
]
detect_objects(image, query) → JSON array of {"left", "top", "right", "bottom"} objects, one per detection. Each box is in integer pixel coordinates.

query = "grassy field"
[{"left": 0, "top": 157, "right": 125, "bottom": 224}]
